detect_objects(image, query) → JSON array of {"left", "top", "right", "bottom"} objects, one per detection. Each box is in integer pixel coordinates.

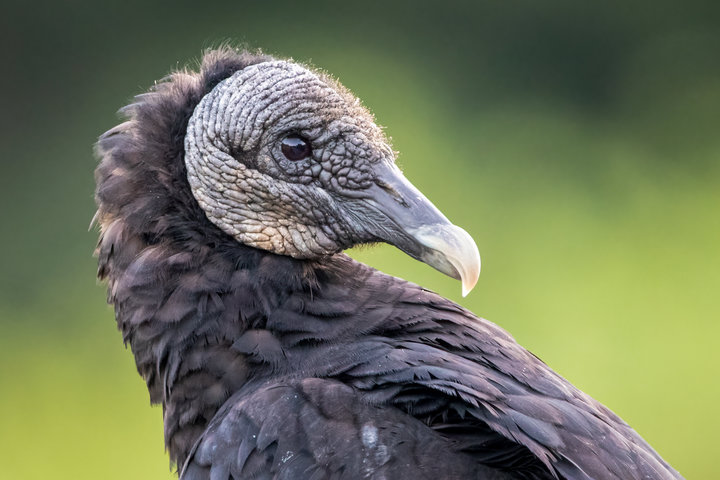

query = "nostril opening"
[{"left": 375, "top": 179, "right": 409, "bottom": 208}]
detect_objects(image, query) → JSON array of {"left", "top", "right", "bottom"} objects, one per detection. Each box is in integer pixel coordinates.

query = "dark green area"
[{"left": 1, "top": 1, "right": 718, "bottom": 478}]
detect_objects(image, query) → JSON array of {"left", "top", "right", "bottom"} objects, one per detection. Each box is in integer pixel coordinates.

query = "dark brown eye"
[{"left": 281, "top": 135, "right": 312, "bottom": 161}]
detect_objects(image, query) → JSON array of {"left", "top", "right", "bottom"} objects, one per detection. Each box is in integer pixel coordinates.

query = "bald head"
[
  {"left": 184, "top": 57, "right": 479, "bottom": 294},
  {"left": 185, "top": 61, "right": 393, "bottom": 257}
]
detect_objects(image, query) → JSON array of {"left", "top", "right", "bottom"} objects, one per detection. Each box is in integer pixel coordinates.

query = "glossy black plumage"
[{"left": 95, "top": 48, "right": 682, "bottom": 479}]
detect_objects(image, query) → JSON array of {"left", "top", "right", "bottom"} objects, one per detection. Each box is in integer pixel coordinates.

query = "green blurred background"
[{"left": 1, "top": 1, "right": 718, "bottom": 478}]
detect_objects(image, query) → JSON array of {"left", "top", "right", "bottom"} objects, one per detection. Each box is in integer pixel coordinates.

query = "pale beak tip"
[
  {"left": 460, "top": 254, "right": 480, "bottom": 297},
  {"left": 410, "top": 224, "right": 481, "bottom": 297},
  {"left": 461, "top": 279, "right": 474, "bottom": 297}
]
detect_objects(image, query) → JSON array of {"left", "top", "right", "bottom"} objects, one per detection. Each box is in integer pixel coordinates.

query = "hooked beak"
[{"left": 357, "top": 162, "right": 481, "bottom": 296}]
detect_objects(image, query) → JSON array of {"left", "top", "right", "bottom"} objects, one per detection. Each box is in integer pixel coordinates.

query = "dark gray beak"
[{"left": 357, "top": 162, "right": 481, "bottom": 296}]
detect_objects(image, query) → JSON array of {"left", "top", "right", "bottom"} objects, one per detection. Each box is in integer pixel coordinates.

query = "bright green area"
[{"left": 2, "top": 1, "right": 719, "bottom": 478}]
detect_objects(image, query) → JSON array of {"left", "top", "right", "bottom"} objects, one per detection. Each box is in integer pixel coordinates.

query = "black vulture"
[{"left": 94, "top": 48, "right": 682, "bottom": 480}]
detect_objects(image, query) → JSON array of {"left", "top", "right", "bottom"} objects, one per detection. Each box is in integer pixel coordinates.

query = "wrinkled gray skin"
[
  {"left": 185, "top": 61, "right": 389, "bottom": 258},
  {"left": 185, "top": 61, "right": 480, "bottom": 293}
]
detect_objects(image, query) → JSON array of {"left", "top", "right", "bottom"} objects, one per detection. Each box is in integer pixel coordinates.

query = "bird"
[{"left": 94, "top": 47, "right": 682, "bottom": 480}]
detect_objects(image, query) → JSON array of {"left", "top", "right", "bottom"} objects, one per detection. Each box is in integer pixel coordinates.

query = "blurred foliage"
[{"left": 1, "top": 0, "right": 719, "bottom": 478}]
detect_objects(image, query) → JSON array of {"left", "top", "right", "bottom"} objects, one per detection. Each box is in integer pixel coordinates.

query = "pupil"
[{"left": 281, "top": 135, "right": 311, "bottom": 161}]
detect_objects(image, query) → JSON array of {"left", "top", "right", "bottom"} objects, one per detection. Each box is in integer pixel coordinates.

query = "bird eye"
[{"left": 281, "top": 135, "right": 312, "bottom": 161}]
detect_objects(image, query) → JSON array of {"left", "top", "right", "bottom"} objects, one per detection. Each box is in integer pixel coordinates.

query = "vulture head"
[{"left": 181, "top": 57, "right": 480, "bottom": 295}]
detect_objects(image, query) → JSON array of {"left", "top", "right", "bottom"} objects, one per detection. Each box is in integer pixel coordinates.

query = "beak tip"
[
  {"left": 461, "top": 278, "right": 476, "bottom": 297},
  {"left": 460, "top": 255, "right": 480, "bottom": 297},
  {"left": 410, "top": 223, "right": 481, "bottom": 297}
]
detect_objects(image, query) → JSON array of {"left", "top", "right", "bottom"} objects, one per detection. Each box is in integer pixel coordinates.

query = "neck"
[{"left": 97, "top": 215, "right": 331, "bottom": 466}]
